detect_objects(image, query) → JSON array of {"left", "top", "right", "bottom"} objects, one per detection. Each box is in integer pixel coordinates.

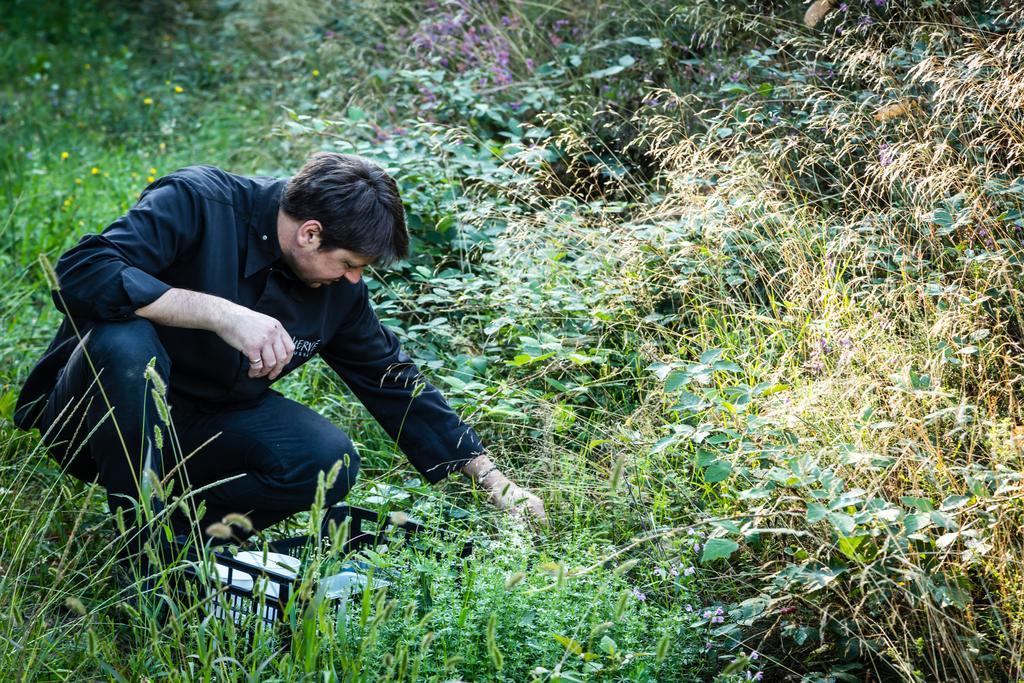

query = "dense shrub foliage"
[{"left": 2, "top": 0, "right": 1023, "bottom": 681}]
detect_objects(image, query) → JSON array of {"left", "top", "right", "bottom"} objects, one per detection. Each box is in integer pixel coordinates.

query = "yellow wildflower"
[
  {"left": 91, "top": 167, "right": 100, "bottom": 175},
  {"left": 147, "top": 176, "right": 155, "bottom": 183},
  {"left": 143, "top": 97, "right": 153, "bottom": 105},
  {"left": 159, "top": 142, "right": 166, "bottom": 151},
  {"left": 74, "top": 178, "right": 82, "bottom": 185},
  {"left": 60, "top": 151, "right": 69, "bottom": 160},
  {"left": 312, "top": 69, "right": 320, "bottom": 77},
  {"left": 174, "top": 85, "right": 184, "bottom": 93},
  {"left": 149, "top": 167, "right": 157, "bottom": 175}
]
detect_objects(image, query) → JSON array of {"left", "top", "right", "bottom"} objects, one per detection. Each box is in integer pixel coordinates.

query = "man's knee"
[{"left": 84, "top": 319, "right": 170, "bottom": 384}]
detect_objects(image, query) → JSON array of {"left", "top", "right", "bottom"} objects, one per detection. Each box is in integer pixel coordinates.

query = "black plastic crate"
[{"left": 170, "top": 504, "right": 471, "bottom": 643}]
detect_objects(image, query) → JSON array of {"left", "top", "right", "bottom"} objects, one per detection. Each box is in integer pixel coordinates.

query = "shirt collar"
[{"left": 245, "top": 177, "right": 286, "bottom": 278}]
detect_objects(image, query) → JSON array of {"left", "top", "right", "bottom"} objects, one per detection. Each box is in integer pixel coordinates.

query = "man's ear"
[{"left": 298, "top": 220, "right": 322, "bottom": 247}]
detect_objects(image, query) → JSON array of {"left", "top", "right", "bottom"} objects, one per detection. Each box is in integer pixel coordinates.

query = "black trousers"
[{"left": 37, "top": 318, "right": 360, "bottom": 545}]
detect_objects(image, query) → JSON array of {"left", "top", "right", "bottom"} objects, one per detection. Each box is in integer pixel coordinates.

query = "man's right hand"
[
  {"left": 136, "top": 288, "right": 295, "bottom": 380},
  {"left": 217, "top": 306, "right": 295, "bottom": 380}
]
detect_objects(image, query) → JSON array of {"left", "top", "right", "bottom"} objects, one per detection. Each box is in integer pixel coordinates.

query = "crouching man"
[{"left": 14, "top": 152, "right": 544, "bottom": 565}]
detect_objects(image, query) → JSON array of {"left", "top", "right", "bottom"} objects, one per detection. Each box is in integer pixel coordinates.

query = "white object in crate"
[
  {"left": 320, "top": 560, "right": 390, "bottom": 599},
  {"left": 212, "top": 551, "right": 300, "bottom": 624},
  {"left": 211, "top": 552, "right": 389, "bottom": 624}
]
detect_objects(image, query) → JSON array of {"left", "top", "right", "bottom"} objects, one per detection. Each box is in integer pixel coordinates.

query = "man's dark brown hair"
[{"left": 282, "top": 152, "right": 409, "bottom": 264}]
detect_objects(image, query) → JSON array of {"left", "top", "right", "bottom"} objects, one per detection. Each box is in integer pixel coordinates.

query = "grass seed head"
[
  {"left": 389, "top": 511, "right": 409, "bottom": 526},
  {"left": 504, "top": 571, "right": 526, "bottom": 590},
  {"left": 613, "top": 558, "right": 640, "bottom": 575},
  {"left": 38, "top": 253, "right": 60, "bottom": 290},
  {"left": 205, "top": 522, "right": 233, "bottom": 539},
  {"left": 221, "top": 513, "right": 253, "bottom": 532},
  {"left": 63, "top": 596, "right": 86, "bottom": 615}
]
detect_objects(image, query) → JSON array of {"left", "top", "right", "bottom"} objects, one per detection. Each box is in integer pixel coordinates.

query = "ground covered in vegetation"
[{"left": 2, "top": 1, "right": 1024, "bottom": 681}]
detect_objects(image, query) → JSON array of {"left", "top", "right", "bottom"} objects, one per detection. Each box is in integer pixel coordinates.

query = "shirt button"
[{"left": 262, "top": 235, "right": 268, "bottom": 241}]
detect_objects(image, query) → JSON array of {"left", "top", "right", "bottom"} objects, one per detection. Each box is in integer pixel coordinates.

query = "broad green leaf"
[
  {"left": 940, "top": 495, "right": 971, "bottom": 511},
  {"left": 700, "top": 348, "right": 724, "bottom": 364},
  {"left": 671, "top": 389, "right": 704, "bottom": 411},
  {"left": 703, "top": 460, "right": 732, "bottom": 483},
  {"left": 930, "top": 510, "right": 959, "bottom": 531},
  {"left": 701, "top": 538, "right": 739, "bottom": 563},
  {"left": 806, "top": 502, "right": 828, "bottom": 524},
  {"left": 826, "top": 512, "right": 856, "bottom": 536},
  {"left": 665, "top": 369, "right": 690, "bottom": 391},
  {"left": 695, "top": 448, "right": 717, "bottom": 466},
  {"left": 901, "top": 496, "right": 934, "bottom": 512},
  {"left": 904, "top": 512, "right": 932, "bottom": 533},
  {"left": 836, "top": 535, "right": 868, "bottom": 561}
]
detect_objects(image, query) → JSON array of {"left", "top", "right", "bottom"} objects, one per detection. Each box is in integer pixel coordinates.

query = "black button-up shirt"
[{"left": 14, "top": 165, "right": 482, "bottom": 484}]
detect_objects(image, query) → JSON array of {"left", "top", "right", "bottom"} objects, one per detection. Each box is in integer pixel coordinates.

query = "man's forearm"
[
  {"left": 136, "top": 288, "right": 296, "bottom": 380},
  {"left": 135, "top": 287, "right": 236, "bottom": 333}
]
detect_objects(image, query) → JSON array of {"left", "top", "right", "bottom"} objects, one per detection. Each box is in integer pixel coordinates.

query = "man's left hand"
[{"left": 462, "top": 455, "right": 547, "bottom": 525}]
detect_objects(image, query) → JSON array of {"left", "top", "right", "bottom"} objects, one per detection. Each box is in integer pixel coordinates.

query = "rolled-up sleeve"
[
  {"left": 52, "top": 177, "right": 199, "bottom": 320},
  {"left": 320, "top": 283, "right": 485, "bottom": 484}
]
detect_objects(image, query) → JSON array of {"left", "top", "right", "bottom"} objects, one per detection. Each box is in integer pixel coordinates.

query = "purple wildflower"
[
  {"left": 631, "top": 587, "right": 647, "bottom": 602},
  {"left": 684, "top": 566, "right": 696, "bottom": 576},
  {"left": 879, "top": 142, "right": 894, "bottom": 167}
]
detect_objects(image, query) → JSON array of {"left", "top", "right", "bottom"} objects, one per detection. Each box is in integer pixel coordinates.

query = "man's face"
[
  {"left": 284, "top": 220, "right": 374, "bottom": 288},
  {"left": 293, "top": 246, "right": 372, "bottom": 288}
]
